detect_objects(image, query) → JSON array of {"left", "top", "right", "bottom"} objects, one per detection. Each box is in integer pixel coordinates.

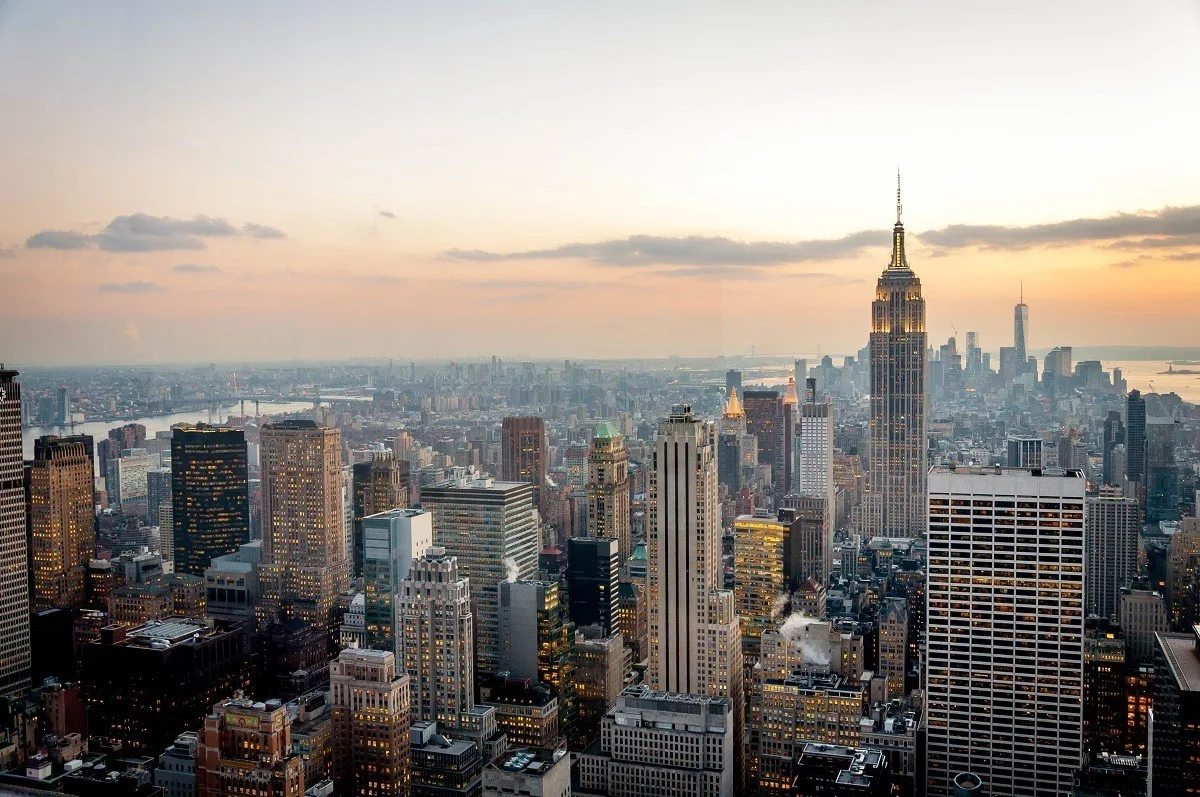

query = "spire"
[
  {"left": 783, "top": 376, "right": 799, "bottom": 406},
  {"left": 888, "top": 170, "right": 908, "bottom": 270},
  {"left": 1019, "top": 280, "right": 1024, "bottom": 305},
  {"left": 722, "top": 386, "right": 744, "bottom": 419}
]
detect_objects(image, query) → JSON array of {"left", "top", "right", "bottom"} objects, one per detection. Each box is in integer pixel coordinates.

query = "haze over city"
[{"left": 3, "top": 1, "right": 1200, "bottom": 364}]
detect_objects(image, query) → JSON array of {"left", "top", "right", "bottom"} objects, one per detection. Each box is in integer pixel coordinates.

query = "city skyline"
[{"left": 3, "top": 2, "right": 1200, "bottom": 363}]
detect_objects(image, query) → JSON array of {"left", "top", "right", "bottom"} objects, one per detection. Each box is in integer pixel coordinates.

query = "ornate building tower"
[
  {"left": 866, "top": 176, "right": 927, "bottom": 537},
  {"left": 585, "top": 421, "right": 631, "bottom": 561}
]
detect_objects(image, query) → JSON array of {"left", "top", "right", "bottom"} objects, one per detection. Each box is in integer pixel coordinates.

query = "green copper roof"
[
  {"left": 630, "top": 541, "right": 647, "bottom": 561},
  {"left": 593, "top": 420, "right": 621, "bottom": 439}
]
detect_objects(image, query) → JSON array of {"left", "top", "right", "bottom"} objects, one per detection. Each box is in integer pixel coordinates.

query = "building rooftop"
[
  {"left": 593, "top": 420, "right": 621, "bottom": 439},
  {"left": 492, "top": 747, "right": 565, "bottom": 776},
  {"left": 1157, "top": 630, "right": 1200, "bottom": 692}
]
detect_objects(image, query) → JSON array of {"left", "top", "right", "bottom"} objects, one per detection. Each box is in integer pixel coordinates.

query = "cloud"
[
  {"left": 27, "top": 230, "right": 92, "bottom": 249},
  {"left": 378, "top": 210, "right": 396, "bottom": 220},
  {"left": 242, "top": 222, "right": 287, "bottom": 239},
  {"left": 0, "top": 247, "right": 15, "bottom": 259},
  {"left": 98, "top": 281, "right": 165, "bottom": 293},
  {"left": 441, "top": 230, "right": 887, "bottom": 271},
  {"left": 920, "top": 204, "right": 1200, "bottom": 251},
  {"left": 26, "top": 214, "right": 286, "bottom": 252},
  {"left": 172, "top": 263, "right": 221, "bottom": 273},
  {"left": 1112, "top": 250, "right": 1200, "bottom": 268}
]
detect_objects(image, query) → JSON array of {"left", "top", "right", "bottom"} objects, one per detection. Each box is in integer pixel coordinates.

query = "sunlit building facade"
[{"left": 28, "top": 435, "right": 95, "bottom": 611}]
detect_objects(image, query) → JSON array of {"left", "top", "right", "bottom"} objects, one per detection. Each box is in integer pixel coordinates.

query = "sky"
[{"left": 2, "top": 1, "right": 1199, "bottom": 365}]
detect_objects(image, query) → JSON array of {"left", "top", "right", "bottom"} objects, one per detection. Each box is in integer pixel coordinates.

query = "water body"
[{"left": 21, "top": 400, "right": 318, "bottom": 459}]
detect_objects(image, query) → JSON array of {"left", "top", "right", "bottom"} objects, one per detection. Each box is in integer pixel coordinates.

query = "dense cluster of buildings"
[{"left": 1, "top": 189, "right": 1198, "bottom": 796}]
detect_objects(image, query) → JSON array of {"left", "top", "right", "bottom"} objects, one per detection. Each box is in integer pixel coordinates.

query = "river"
[{"left": 21, "top": 400, "right": 319, "bottom": 460}]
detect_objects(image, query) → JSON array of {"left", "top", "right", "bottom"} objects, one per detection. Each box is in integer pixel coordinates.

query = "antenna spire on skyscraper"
[{"left": 896, "top": 169, "right": 902, "bottom": 224}]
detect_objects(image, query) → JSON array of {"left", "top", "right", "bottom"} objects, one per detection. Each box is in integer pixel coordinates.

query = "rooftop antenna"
[
  {"left": 1020, "top": 280, "right": 1023, "bottom": 304},
  {"left": 896, "top": 169, "right": 903, "bottom": 224}
]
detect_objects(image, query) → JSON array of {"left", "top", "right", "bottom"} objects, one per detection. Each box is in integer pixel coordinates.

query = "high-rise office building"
[
  {"left": 196, "top": 696, "right": 305, "bottom": 797},
  {"left": 1146, "top": 417, "right": 1181, "bottom": 524},
  {"left": 330, "top": 648, "right": 411, "bottom": 797},
  {"left": 84, "top": 618, "right": 251, "bottom": 756},
  {"left": 566, "top": 536, "right": 619, "bottom": 635},
  {"left": 498, "top": 580, "right": 572, "bottom": 695},
  {"left": 501, "top": 416, "right": 547, "bottom": 507},
  {"left": 1151, "top": 626, "right": 1200, "bottom": 795},
  {"left": 926, "top": 466, "right": 1085, "bottom": 797},
  {"left": 55, "top": 385, "right": 70, "bottom": 425},
  {"left": 422, "top": 473, "right": 538, "bottom": 680},
  {"left": 878, "top": 596, "right": 908, "bottom": 699},
  {"left": 27, "top": 435, "right": 95, "bottom": 611},
  {"left": 351, "top": 451, "right": 409, "bottom": 578},
  {"left": 1014, "top": 286, "right": 1029, "bottom": 368},
  {"left": 259, "top": 420, "right": 348, "bottom": 634},
  {"left": 171, "top": 425, "right": 249, "bottom": 577},
  {"left": 1085, "top": 486, "right": 1140, "bottom": 619},
  {"left": 362, "top": 508, "right": 433, "bottom": 653},
  {"left": 794, "top": 377, "right": 833, "bottom": 581},
  {"left": 1126, "top": 389, "right": 1147, "bottom": 494},
  {"left": 867, "top": 182, "right": 927, "bottom": 538},
  {"left": 0, "top": 368, "right": 31, "bottom": 696},
  {"left": 726, "top": 369, "right": 742, "bottom": 395},
  {"left": 717, "top": 387, "right": 749, "bottom": 494},
  {"left": 743, "top": 390, "right": 784, "bottom": 498},
  {"left": 576, "top": 685, "right": 734, "bottom": 797},
  {"left": 584, "top": 421, "right": 630, "bottom": 561},
  {"left": 397, "top": 547, "right": 475, "bottom": 728},
  {"left": 1006, "top": 435, "right": 1043, "bottom": 469},
  {"left": 646, "top": 405, "right": 743, "bottom": 777},
  {"left": 733, "top": 512, "right": 786, "bottom": 661},
  {"left": 1102, "top": 410, "right": 1126, "bottom": 486},
  {"left": 777, "top": 499, "right": 831, "bottom": 589}
]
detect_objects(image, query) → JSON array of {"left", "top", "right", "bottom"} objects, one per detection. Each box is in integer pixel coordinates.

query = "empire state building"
[{"left": 866, "top": 177, "right": 927, "bottom": 537}]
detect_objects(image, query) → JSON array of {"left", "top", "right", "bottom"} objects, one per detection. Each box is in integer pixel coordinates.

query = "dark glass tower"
[
  {"left": 1126, "top": 389, "right": 1147, "bottom": 491},
  {"left": 566, "top": 536, "right": 619, "bottom": 634},
  {"left": 171, "top": 424, "right": 249, "bottom": 575}
]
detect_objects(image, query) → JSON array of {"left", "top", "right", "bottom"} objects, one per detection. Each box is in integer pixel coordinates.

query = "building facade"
[
  {"left": 27, "top": 435, "right": 95, "bottom": 611},
  {"left": 1084, "top": 486, "right": 1140, "bottom": 619},
  {"left": 171, "top": 425, "right": 249, "bottom": 577},
  {"left": 585, "top": 422, "right": 631, "bottom": 561},
  {"left": 422, "top": 473, "right": 538, "bottom": 680},
  {"left": 258, "top": 420, "right": 348, "bottom": 634},
  {"left": 500, "top": 416, "right": 546, "bottom": 507},
  {"left": 363, "top": 508, "right": 433, "bottom": 653},
  {"left": 330, "top": 648, "right": 412, "bottom": 797},
  {"left": 926, "top": 466, "right": 1085, "bottom": 797},
  {"left": 0, "top": 368, "right": 30, "bottom": 696},
  {"left": 196, "top": 696, "right": 304, "bottom": 797},
  {"left": 866, "top": 187, "right": 927, "bottom": 538}
]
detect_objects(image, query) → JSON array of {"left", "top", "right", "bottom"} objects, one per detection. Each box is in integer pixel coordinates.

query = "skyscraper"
[
  {"left": 646, "top": 405, "right": 743, "bottom": 778},
  {"left": 351, "top": 451, "right": 409, "bottom": 578},
  {"left": 584, "top": 421, "right": 630, "bottom": 561},
  {"left": 0, "top": 368, "right": 30, "bottom": 696},
  {"left": 259, "top": 420, "right": 348, "bottom": 634},
  {"left": 1085, "top": 486, "right": 1140, "bottom": 619},
  {"left": 733, "top": 512, "right": 786, "bottom": 661},
  {"left": 1146, "top": 417, "right": 1181, "bottom": 524},
  {"left": 566, "top": 536, "right": 619, "bottom": 635},
  {"left": 1126, "top": 389, "right": 1147, "bottom": 494},
  {"left": 926, "top": 466, "right": 1085, "bottom": 797},
  {"left": 1014, "top": 285, "right": 1029, "bottom": 369},
  {"left": 743, "top": 390, "right": 784, "bottom": 498},
  {"left": 794, "top": 377, "right": 833, "bottom": 581},
  {"left": 330, "top": 648, "right": 411, "bottom": 797},
  {"left": 501, "top": 416, "right": 547, "bottom": 507},
  {"left": 397, "top": 547, "right": 475, "bottom": 729},
  {"left": 171, "top": 424, "right": 250, "bottom": 577},
  {"left": 27, "top": 435, "right": 95, "bottom": 611},
  {"left": 718, "top": 387, "right": 748, "bottom": 494},
  {"left": 1102, "top": 410, "right": 1126, "bottom": 486},
  {"left": 422, "top": 473, "right": 538, "bottom": 680},
  {"left": 362, "top": 508, "right": 433, "bottom": 653},
  {"left": 867, "top": 179, "right": 927, "bottom": 538}
]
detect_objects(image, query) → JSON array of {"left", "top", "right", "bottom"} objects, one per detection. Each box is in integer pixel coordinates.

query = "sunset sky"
[{"left": 2, "top": 1, "right": 1199, "bottom": 365}]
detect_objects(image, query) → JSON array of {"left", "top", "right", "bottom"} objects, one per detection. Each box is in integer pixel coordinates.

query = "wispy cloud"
[
  {"left": 173, "top": 263, "right": 221, "bottom": 273},
  {"left": 99, "top": 281, "right": 165, "bottom": 293},
  {"left": 1112, "top": 249, "right": 1200, "bottom": 269},
  {"left": 441, "top": 231, "right": 887, "bottom": 272},
  {"left": 920, "top": 204, "right": 1200, "bottom": 251},
  {"left": 378, "top": 210, "right": 396, "bottom": 220},
  {"left": 242, "top": 222, "right": 287, "bottom": 240},
  {"left": 26, "top": 214, "right": 287, "bottom": 252}
]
